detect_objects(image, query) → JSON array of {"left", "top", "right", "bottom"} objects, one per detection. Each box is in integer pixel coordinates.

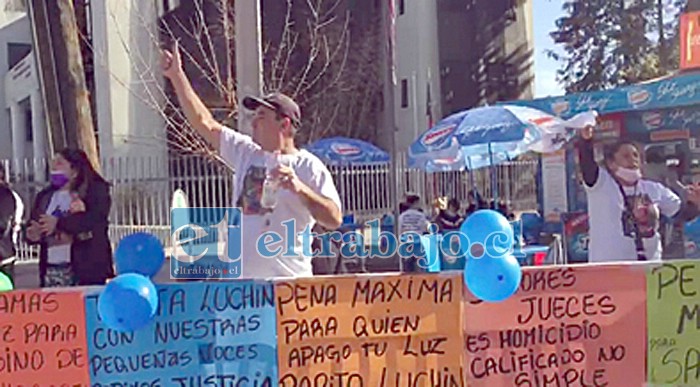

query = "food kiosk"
[{"left": 505, "top": 71, "right": 700, "bottom": 261}]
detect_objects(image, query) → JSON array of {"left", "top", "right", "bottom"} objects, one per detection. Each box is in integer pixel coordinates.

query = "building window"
[
  {"left": 401, "top": 79, "right": 409, "bottom": 108},
  {"left": 7, "top": 43, "right": 31, "bottom": 70},
  {"left": 25, "top": 108, "right": 32, "bottom": 142},
  {"left": 398, "top": 0, "right": 405, "bottom": 15},
  {"left": 159, "top": 0, "right": 180, "bottom": 16}
]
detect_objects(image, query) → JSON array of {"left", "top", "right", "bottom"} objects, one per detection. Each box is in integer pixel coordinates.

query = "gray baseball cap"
[{"left": 243, "top": 92, "right": 301, "bottom": 128}]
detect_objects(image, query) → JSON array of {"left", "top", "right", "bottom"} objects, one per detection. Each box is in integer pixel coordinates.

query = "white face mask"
[{"left": 615, "top": 167, "right": 642, "bottom": 184}]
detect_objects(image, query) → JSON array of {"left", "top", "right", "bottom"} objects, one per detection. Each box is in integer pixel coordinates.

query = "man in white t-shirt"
[
  {"left": 577, "top": 125, "right": 700, "bottom": 262},
  {"left": 398, "top": 194, "right": 430, "bottom": 271},
  {"left": 398, "top": 194, "right": 430, "bottom": 235},
  {"left": 162, "top": 43, "right": 342, "bottom": 278}
]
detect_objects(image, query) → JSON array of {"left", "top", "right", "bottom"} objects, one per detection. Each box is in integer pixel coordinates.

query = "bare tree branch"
[
  {"left": 99, "top": 4, "right": 215, "bottom": 158},
  {"left": 75, "top": 0, "right": 383, "bottom": 165},
  {"left": 269, "top": 0, "right": 298, "bottom": 93}
]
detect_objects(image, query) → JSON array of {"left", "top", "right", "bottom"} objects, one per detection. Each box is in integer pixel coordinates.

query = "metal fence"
[
  {"left": 331, "top": 154, "right": 540, "bottom": 222},
  {"left": 4, "top": 155, "right": 234, "bottom": 263},
  {"left": 3, "top": 154, "right": 540, "bottom": 263}
]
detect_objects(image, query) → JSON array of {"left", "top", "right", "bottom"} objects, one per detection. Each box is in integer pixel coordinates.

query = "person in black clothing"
[
  {"left": 497, "top": 200, "right": 515, "bottom": 221},
  {"left": 576, "top": 125, "right": 700, "bottom": 262},
  {"left": 435, "top": 198, "right": 464, "bottom": 232},
  {"left": 25, "top": 149, "right": 115, "bottom": 287},
  {"left": 464, "top": 203, "right": 476, "bottom": 218},
  {"left": 464, "top": 191, "right": 484, "bottom": 218}
]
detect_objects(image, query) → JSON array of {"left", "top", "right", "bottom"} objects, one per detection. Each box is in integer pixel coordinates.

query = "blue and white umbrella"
[
  {"left": 305, "top": 137, "right": 390, "bottom": 166},
  {"left": 408, "top": 105, "right": 598, "bottom": 172}
]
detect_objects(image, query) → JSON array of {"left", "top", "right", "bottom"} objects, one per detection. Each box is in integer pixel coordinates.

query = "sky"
[{"left": 533, "top": 0, "right": 566, "bottom": 98}]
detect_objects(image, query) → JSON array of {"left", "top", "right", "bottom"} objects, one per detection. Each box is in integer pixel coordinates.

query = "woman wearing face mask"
[
  {"left": 577, "top": 126, "right": 700, "bottom": 262},
  {"left": 25, "top": 149, "right": 114, "bottom": 287}
]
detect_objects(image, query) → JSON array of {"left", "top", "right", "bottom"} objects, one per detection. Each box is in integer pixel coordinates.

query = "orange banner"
[
  {"left": 464, "top": 264, "right": 646, "bottom": 386},
  {"left": 650, "top": 129, "right": 690, "bottom": 142},
  {"left": 681, "top": 11, "right": 700, "bottom": 70},
  {"left": 275, "top": 273, "right": 464, "bottom": 386},
  {"left": 0, "top": 289, "right": 90, "bottom": 385}
]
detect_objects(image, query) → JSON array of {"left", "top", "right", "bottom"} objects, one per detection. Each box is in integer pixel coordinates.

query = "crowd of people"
[
  {"left": 3, "top": 43, "right": 700, "bottom": 290},
  {"left": 398, "top": 192, "right": 515, "bottom": 236}
]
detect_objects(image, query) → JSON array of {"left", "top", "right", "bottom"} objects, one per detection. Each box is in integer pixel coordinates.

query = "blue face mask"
[{"left": 50, "top": 171, "right": 70, "bottom": 188}]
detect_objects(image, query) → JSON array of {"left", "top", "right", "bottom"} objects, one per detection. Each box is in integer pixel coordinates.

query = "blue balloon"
[
  {"left": 464, "top": 254, "right": 522, "bottom": 302},
  {"left": 97, "top": 273, "right": 159, "bottom": 332},
  {"left": 460, "top": 210, "right": 513, "bottom": 257},
  {"left": 115, "top": 232, "right": 165, "bottom": 277}
]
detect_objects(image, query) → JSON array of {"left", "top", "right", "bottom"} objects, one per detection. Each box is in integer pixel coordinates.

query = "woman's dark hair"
[
  {"left": 58, "top": 148, "right": 108, "bottom": 196},
  {"left": 406, "top": 194, "right": 420, "bottom": 204},
  {"left": 603, "top": 139, "right": 638, "bottom": 162},
  {"left": 447, "top": 198, "right": 460, "bottom": 211}
]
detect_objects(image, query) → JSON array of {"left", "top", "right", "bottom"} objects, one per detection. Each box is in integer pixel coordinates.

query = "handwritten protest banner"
[
  {"left": 84, "top": 281, "right": 278, "bottom": 386},
  {"left": 464, "top": 264, "right": 646, "bottom": 386},
  {"left": 275, "top": 272, "right": 463, "bottom": 387},
  {"left": 647, "top": 261, "right": 700, "bottom": 386},
  {"left": 0, "top": 289, "right": 90, "bottom": 385}
]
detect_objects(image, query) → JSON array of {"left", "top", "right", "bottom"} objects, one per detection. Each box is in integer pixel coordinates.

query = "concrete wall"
[
  {"left": 0, "top": 1, "right": 171, "bottom": 173},
  {"left": 0, "top": 13, "right": 31, "bottom": 161},
  {"left": 503, "top": 0, "right": 534, "bottom": 101},
  {"left": 393, "top": 0, "right": 442, "bottom": 152},
  {"left": 389, "top": 0, "right": 535, "bottom": 153},
  {"left": 91, "top": 0, "right": 168, "bottom": 168},
  {"left": 5, "top": 52, "right": 43, "bottom": 169},
  {"left": 437, "top": 0, "right": 534, "bottom": 112}
]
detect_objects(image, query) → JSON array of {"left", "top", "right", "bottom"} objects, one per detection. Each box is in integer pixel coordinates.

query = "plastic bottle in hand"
[{"left": 260, "top": 152, "right": 280, "bottom": 209}]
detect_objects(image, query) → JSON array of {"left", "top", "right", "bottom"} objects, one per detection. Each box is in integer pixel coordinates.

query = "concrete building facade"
[
  {"left": 1, "top": 0, "right": 535, "bottom": 166},
  {"left": 384, "top": 0, "right": 535, "bottom": 152},
  {"left": 0, "top": 1, "right": 173, "bottom": 178}
]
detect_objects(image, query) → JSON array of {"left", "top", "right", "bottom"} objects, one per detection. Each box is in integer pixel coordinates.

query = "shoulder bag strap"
[{"left": 612, "top": 174, "right": 647, "bottom": 261}]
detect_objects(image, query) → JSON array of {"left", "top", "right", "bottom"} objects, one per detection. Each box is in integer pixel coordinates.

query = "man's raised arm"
[{"left": 161, "top": 42, "right": 224, "bottom": 150}]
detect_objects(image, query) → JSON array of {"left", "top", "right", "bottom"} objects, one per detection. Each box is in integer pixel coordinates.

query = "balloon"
[
  {"left": 460, "top": 210, "right": 513, "bottom": 257},
  {"left": 464, "top": 254, "right": 521, "bottom": 302},
  {"left": 97, "top": 273, "right": 159, "bottom": 332},
  {"left": 115, "top": 233, "right": 165, "bottom": 277},
  {"left": 0, "top": 272, "right": 13, "bottom": 292}
]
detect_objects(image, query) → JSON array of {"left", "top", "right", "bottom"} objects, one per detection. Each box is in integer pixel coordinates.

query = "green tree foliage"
[{"left": 547, "top": 0, "right": 686, "bottom": 93}]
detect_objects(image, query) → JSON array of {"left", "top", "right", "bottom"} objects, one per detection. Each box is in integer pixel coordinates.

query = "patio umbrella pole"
[
  {"left": 468, "top": 158, "right": 477, "bottom": 207},
  {"left": 393, "top": 153, "right": 402, "bottom": 273},
  {"left": 489, "top": 142, "right": 498, "bottom": 208}
]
